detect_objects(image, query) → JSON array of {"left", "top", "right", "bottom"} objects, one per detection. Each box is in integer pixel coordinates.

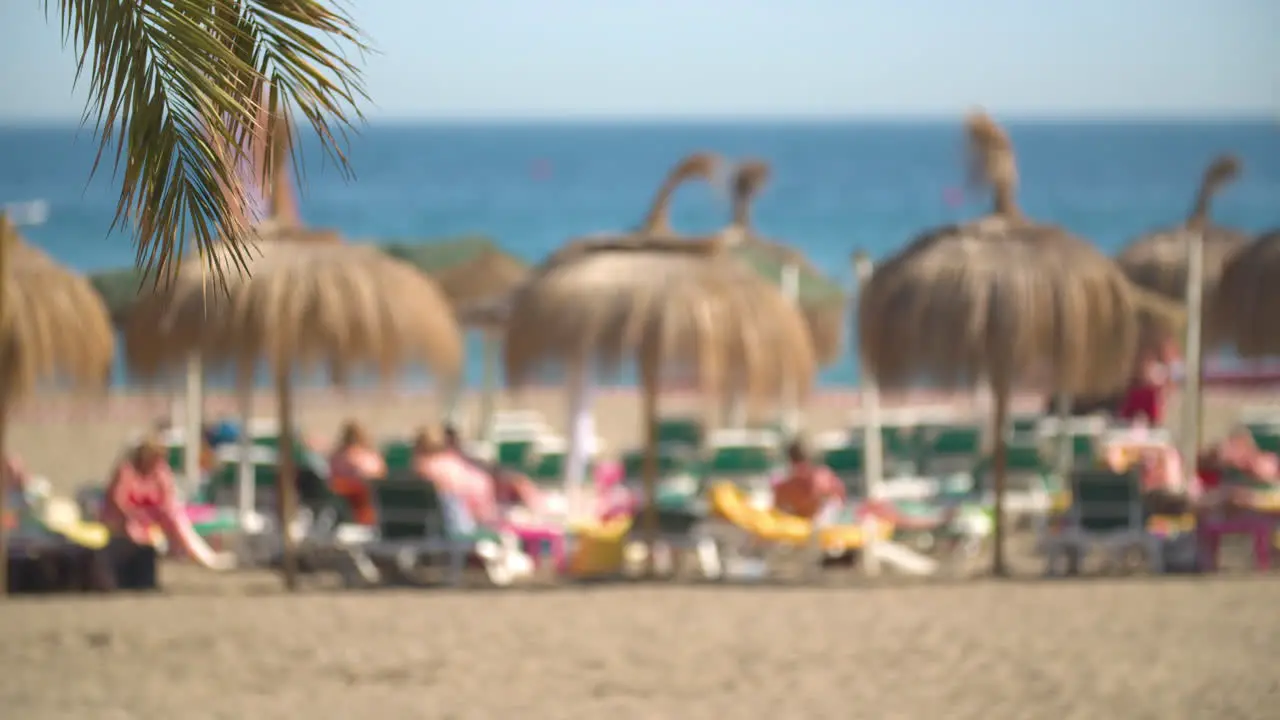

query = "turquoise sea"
[{"left": 2, "top": 120, "right": 1278, "bottom": 389}]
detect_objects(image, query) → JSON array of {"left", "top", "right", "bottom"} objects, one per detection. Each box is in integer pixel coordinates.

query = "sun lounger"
[
  {"left": 705, "top": 482, "right": 900, "bottom": 580},
  {"left": 1042, "top": 468, "right": 1163, "bottom": 576},
  {"left": 360, "top": 474, "right": 530, "bottom": 587},
  {"left": 656, "top": 417, "right": 704, "bottom": 451},
  {"left": 702, "top": 443, "right": 778, "bottom": 483},
  {"left": 916, "top": 423, "right": 983, "bottom": 475}
]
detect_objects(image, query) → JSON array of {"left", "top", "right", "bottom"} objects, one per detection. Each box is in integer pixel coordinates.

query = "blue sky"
[{"left": 0, "top": 0, "right": 1275, "bottom": 121}]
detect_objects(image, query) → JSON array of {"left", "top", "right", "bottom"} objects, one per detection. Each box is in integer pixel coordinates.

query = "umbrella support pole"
[
  {"left": 237, "top": 386, "right": 255, "bottom": 525},
  {"left": 563, "top": 364, "right": 594, "bottom": 522},
  {"left": 183, "top": 352, "right": 203, "bottom": 498},
  {"left": 275, "top": 370, "right": 300, "bottom": 591},
  {"left": 0, "top": 401, "right": 9, "bottom": 596},
  {"left": 639, "top": 351, "right": 660, "bottom": 578},
  {"left": 1054, "top": 393, "right": 1072, "bottom": 486},
  {"left": 0, "top": 219, "right": 9, "bottom": 596},
  {"left": 1182, "top": 229, "right": 1205, "bottom": 480},
  {"left": 478, "top": 330, "right": 498, "bottom": 441},
  {"left": 989, "top": 381, "right": 1011, "bottom": 576}
]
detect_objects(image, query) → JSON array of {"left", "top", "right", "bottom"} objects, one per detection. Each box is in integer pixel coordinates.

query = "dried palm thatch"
[
  {"left": 0, "top": 215, "right": 114, "bottom": 594},
  {"left": 1212, "top": 228, "right": 1280, "bottom": 357},
  {"left": 1117, "top": 155, "right": 1247, "bottom": 313},
  {"left": 503, "top": 167, "right": 816, "bottom": 570},
  {"left": 124, "top": 112, "right": 463, "bottom": 590},
  {"left": 727, "top": 160, "right": 845, "bottom": 364},
  {"left": 1, "top": 242, "right": 115, "bottom": 399},
  {"left": 858, "top": 110, "right": 1171, "bottom": 575},
  {"left": 434, "top": 248, "right": 530, "bottom": 315},
  {"left": 128, "top": 234, "right": 462, "bottom": 589}
]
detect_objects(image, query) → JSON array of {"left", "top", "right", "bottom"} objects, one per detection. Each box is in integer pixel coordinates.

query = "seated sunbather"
[
  {"left": 413, "top": 425, "right": 502, "bottom": 527},
  {"left": 774, "top": 440, "right": 846, "bottom": 520},
  {"left": 328, "top": 420, "right": 387, "bottom": 525},
  {"left": 441, "top": 423, "right": 544, "bottom": 514},
  {"left": 3, "top": 453, "right": 28, "bottom": 492},
  {"left": 1191, "top": 428, "right": 1280, "bottom": 513},
  {"left": 102, "top": 437, "right": 177, "bottom": 546},
  {"left": 3, "top": 454, "right": 30, "bottom": 531},
  {"left": 775, "top": 441, "right": 951, "bottom": 531}
]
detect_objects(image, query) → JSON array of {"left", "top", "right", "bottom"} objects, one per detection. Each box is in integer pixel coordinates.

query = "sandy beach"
[
  {"left": 1, "top": 566, "right": 1276, "bottom": 720},
  {"left": 6, "top": 386, "right": 1280, "bottom": 719}
]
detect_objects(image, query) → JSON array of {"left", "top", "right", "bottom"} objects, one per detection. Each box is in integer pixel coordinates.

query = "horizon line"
[{"left": 0, "top": 111, "right": 1275, "bottom": 129}]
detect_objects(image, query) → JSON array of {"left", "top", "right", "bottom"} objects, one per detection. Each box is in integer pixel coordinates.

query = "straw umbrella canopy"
[
  {"left": 125, "top": 120, "right": 464, "bottom": 591},
  {"left": 1117, "top": 155, "right": 1247, "bottom": 340},
  {"left": 1212, "top": 228, "right": 1280, "bottom": 357},
  {"left": 726, "top": 160, "right": 845, "bottom": 365},
  {"left": 434, "top": 248, "right": 529, "bottom": 313},
  {"left": 503, "top": 154, "right": 817, "bottom": 568},
  {"left": 858, "top": 111, "right": 1162, "bottom": 575},
  {"left": 0, "top": 216, "right": 115, "bottom": 594}
]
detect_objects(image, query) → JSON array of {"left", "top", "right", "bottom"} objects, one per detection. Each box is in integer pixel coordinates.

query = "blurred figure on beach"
[
  {"left": 775, "top": 440, "right": 955, "bottom": 531},
  {"left": 1118, "top": 336, "right": 1179, "bottom": 426},
  {"left": 328, "top": 420, "right": 387, "bottom": 525},
  {"left": 3, "top": 454, "right": 31, "bottom": 531},
  {"left": 101, "top": 437, "right": 177, "bottom": 546},
  {"left": 773, "top": 440, "right": 846, "bottom": 521},
  {"left": 441, "top": 423, "right": 544, "bottom": 515},
  {"left": 3, "top": 454, "right": 28, "bottom": 493},
  {"left": 412, "top": 425, "right": 498, "bottom": 529}
]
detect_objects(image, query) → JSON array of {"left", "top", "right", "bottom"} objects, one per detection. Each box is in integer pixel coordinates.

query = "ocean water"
[{"left": 2, "top": 120, "right": 1278, "bottom": 390}]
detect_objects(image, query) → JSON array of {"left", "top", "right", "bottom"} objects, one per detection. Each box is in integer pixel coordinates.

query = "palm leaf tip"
[{"left": 50, "top": 0, "right": 369, "bottom": 289}]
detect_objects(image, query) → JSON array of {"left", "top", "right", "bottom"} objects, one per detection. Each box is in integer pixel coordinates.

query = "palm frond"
[{"left": 48, "top": 0, "right": 368, "bottom": 289}]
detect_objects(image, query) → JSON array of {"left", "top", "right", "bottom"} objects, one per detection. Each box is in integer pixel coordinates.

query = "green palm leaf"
[{"left": 46, "top": 0, "right": 369, "bottom": 288}]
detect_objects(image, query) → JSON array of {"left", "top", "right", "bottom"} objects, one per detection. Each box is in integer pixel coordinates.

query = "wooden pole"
[
  {"left": 1181, "top": 230, "right": 1205, "bottom": 488},
  {"left": 853, "top": 251, "right": 882, "bottom": 576},
  {"left": 0, "top": 213, "right": 11, "bottom": 596}
]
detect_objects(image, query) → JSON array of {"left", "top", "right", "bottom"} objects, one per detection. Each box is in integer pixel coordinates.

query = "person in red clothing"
[
  {"left": 773, "top": 440, "right": 951, "bottom": 531},
  {"left": 773, "top": 441, "right": 846, "bottom": 520},
  {"left": 1119, "top": 337, "right": 1179, "bottom": 425}
]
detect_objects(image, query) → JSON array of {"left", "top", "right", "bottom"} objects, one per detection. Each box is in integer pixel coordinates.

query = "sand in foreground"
[{"left": 2, "top": 570, "right": 1276, "bottom": 720}]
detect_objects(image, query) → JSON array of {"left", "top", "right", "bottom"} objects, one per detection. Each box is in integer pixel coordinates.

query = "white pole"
[
  {"left": 780, "top": 263, "right": 802, "bottom": 437},
  {"left": 853, "top": 252, "right": 882, "bottom": 577},
  {"left": 183, "top": 352, "right": 203, "bottom": 497},
  {"left": 1055, "top": 393, "right": 1072, "bottom": 483},
  {"left": 1180, "top": 229, "right": 1205, "bottom": 487},
  {"left": 237, "top": 384, "right": 255, "bottom": 522},
  {"left": 563, "top": 362, "right": 595, "bottom": 521}
]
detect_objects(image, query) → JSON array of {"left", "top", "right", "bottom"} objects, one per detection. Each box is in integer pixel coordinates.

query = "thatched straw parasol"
[
  {"left": 1117, "top": 155, "right": 1246, "bottom": 323},
  {"left": 1212, "top": 228, "right": 1280, "bottom": 357},
  {"left": 503, "top": 157, "right": 816, "bottom": 570},
  {"left": 433, "top": 249, "right": 530, "bottom": 438},
  {"left": 858, "top": 111, "right": 1170, "bottom": 575},
  {"left": 124, "top": 117, "right": 464, "bottom": 590},
  {"left": 0, "top": 215, "right": 115, "bottom": 594},
  {"left": 435, "top": 248, "right": 530, "bottom": 313},
  {"left": 727, "top": 160, "right": 845, "bottom": 365}
]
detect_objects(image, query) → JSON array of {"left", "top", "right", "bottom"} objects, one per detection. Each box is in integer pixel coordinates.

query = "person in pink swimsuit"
[
  {"left": 101, "top": 437, "right": 180, "bottom": 546},
  {"left": 412, "top": 425, "right": 501, "bottom": 527}
]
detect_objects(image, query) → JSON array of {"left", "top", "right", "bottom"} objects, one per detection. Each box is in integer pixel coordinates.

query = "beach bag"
[
  {"left": 7, "top": 543, "right": 116, "bottom": 594},
  {"left": 107, "top": 537, "right": 159, "bottom": 591}
]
